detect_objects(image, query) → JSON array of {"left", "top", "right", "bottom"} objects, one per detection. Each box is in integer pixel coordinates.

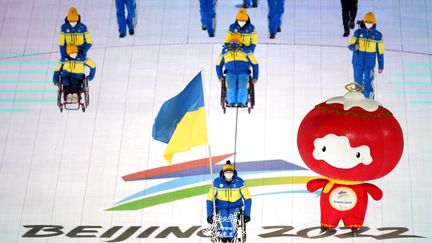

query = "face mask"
[
  {"left": 224, "top": 172, "right": 233, "bottom": 180},
  {"left": 365, "top": 23, "right": 373, "bottom": 29},
  {"left": 230, "top": 42, "right": 239, "bottom": 50},
  {"left": 237, "top": 21, "right": 246, "bottom": 28},
  {"left": 69, "top": 22, "right": 77, "bottom": 28},
  {"left": 69, "top": 53, "right": 78, "bottom": 59}
]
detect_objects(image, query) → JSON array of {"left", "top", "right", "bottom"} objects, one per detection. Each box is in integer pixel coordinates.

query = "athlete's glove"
[{"left": 207, "top": 216, "right": 213, "bottom": 224}]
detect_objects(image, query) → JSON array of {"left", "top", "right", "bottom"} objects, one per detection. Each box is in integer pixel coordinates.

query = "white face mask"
[
  {"left": 224, "top": 172, "right": 234, "bottom": 180},
  {"left": 365, "top": 23, "right": 373, "bottom": 29},
  {"left": 69, "top": 53, "right": 78, "bottom": 59},
  {"left": 69, "top": 22, "right": 77, "bottom": 28},
  {"left": 237, "top": 21, "right": 246, "bottom": 28}
]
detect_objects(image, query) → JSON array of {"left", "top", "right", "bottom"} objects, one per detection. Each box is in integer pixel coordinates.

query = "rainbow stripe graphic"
[{"left": 108, "top": 154, "right": 318, "bottom": 211}]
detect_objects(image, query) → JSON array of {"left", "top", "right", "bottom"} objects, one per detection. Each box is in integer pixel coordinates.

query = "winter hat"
[
  {"left": 66, "top": 45, "right": 78, "bottom": 55},
  {"left": 230, "top": 32, "right": 242, "bottom": 42},
  {"left": 236, "top": 8, "right": 249, "bottom": 21},
  {"left": 67, "top": 7, "right": 79, "bottom": 22},
  {"left": 363, "top": 12, "right": 376, "bottom": 24},
  {"left": 222, "top": 161, "right": 234, "bottom": 172}
]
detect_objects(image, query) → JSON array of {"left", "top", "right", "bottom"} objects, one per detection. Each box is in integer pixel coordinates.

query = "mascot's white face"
[{"left": 312, "top": 134, "right": 372, "bottom": 169}]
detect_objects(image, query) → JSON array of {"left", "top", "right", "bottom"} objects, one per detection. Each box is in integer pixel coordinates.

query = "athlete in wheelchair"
[
  {"left": 207, "top": 161, "right": 251, "bottom": 242},
  {"left": 53, "top": 44, "right": 96, "bottom": 112},
  {"left": 216, "top": 33, "right": 258, "bottom": 114}
]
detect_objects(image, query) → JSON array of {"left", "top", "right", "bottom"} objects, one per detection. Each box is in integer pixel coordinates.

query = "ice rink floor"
[{"left": 0, "top": 0, "right": 431, "bottom": 242}]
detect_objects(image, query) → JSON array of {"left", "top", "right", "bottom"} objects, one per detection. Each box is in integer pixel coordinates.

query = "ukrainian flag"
[{"left": 152, "top": 72, "right": 208, "bottom": 163}]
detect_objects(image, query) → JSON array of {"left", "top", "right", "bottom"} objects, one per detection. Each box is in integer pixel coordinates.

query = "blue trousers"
[
  {"left": 243, "top": 0, "right": 258, "bottom": 7},
  {"left": 354, "top": 65, "right": 375, "bottom": 99},
  {"left": 226, "top": 73, "right": 249, "bottom": 105},
  {"left": 267, "top": 0, "right": 285, "bottom": 34},
  {"left": 116, "top": 0, "right": 136, "bottom": 34},
  {"left": 217, "top": 208, "right": 240, "bottom": 239},
  {"left": 199, "top": 0, "right": 216, "bottom": 35}
]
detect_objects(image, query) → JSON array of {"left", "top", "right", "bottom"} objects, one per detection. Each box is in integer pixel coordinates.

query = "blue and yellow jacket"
[
  {"left": 206, "top": 170, "right": 252, "bottom": 217},
  {"left": 224, "top": 21, "right": 257, "bottom": 53},
  {"left": 59, "top": 16, "right": 93, "bottom": 60},
  {"left": 53, "top": 57, "right": 96, "bottom": 85},
  {"left": 216, "top": 47, "right": 259, "bottom": 80},
  {"left": 348, "top": 25, "right": 384, "bottom": 69}
]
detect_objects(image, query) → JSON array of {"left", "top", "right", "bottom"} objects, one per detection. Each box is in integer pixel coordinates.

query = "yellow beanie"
[
  {"left": 230, "top": 32, "right": 242, "bottom": 42},
  {"left": 66, "top": 45, "right": 78, "bottom": 55},
  {"left": 236, "top": 8, "right": 249, "bottom": 21},
  {"left": 363, "top": 12, "right": 376, "bottom": 24},
  {"left": 67, "top": 7, "right": 79, "bottom": 22},
  {"left": 222, "top": 161, "right": 234, "bottom": 172}
]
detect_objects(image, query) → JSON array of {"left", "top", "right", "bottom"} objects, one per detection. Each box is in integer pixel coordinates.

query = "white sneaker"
[{"left": 66, "top": 94, "right": 73, "bottom": 103}]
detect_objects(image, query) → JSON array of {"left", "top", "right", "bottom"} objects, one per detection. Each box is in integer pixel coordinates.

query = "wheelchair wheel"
[
  {"left": 57, "top": 91, "right": 62, "bottom": 109},
  {"left": 221, "top": 79, "right": 226, "bottom": 113},
  {"left": 249, "top": 81, "right": 255, "bottom": 109},
  {"left": 237, "top": 210, "right": 247, "bottom": 242},
  {"left": 84, "top": 78, "right": 89, "bottom": 107},
  {"left": 57, "top": 82, "right": 63, "bottom": 112},
  {"left": 242, "top": 218, "right": 247, "bottom": 242}
]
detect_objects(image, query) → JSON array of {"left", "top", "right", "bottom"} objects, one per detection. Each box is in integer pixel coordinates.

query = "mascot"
[{"left": 297, "top": 85, "right": 404, "bottom": 235}]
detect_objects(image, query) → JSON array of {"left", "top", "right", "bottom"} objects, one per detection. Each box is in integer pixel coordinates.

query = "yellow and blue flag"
[{"left": 152, "top": 72, "right": 208, "bottom": 163}]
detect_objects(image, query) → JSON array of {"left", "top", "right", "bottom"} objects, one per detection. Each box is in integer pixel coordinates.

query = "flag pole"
[
  {"left": 208, "top": 144, "right": 216, "bottom": 217},
  {"left": 199, "top": 69, "right": 217, "bottom": 218}
]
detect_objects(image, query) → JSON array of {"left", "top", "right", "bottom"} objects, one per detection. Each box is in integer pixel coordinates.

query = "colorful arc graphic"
[
  {"left": 108, "top": 175, "right": 317, "bottom": 211},
  {"left": 109, "top": 154, "right": 316, "bottom": 211}
]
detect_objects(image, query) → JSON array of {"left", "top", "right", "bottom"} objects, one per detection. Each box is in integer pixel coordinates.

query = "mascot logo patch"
[{"left": 329, "top": 187, "right": 357, "bottom": 211}]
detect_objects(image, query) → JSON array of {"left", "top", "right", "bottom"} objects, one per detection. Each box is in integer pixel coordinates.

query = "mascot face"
[
  {"left": 297, "top": 92, "right": 404, "bottom": 181},
  {"left": 312, "top": 134, "right": 372, "bottom": 169}
]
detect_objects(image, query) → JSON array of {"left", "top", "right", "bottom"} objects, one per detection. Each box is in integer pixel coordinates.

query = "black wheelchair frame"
[
  {"left": 57, "top": 75, "right": 89, "bottom": 112},
  {"left": 220, "top": 76, "right": 255, "bottom": 114}
]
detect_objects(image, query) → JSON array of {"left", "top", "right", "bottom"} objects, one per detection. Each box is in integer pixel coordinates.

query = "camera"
[{"left": 356, "top": 20, "right": 363, "bottom": 25}]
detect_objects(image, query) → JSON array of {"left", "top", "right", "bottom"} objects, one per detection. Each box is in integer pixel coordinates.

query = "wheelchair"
[
  {"left": 210, "top": 208, "right": 247, "bottom": 243},
  {"left": 57, "top": 75, "right": 89, "bottom": 112},
  {"left": 220, "top": 75, "right": 255, "bottom": 114}
]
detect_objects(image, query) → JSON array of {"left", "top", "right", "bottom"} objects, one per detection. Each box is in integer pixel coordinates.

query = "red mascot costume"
[{"left": 297, "top": 90, "right": 404, "bottom": 235}]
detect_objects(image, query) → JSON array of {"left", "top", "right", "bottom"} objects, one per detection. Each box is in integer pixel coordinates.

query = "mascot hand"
[
  {"left": 307, "top": 178, "right": 328, "bottom": 192},
  {"left": 364, "top": 183, "right": 383, "bottom": 200}
]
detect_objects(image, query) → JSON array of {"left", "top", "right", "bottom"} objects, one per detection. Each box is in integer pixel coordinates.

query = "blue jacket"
[
  {"left": 224, "top": 20, "right": 257, "bottom": 53},
  {"left": 59, "top": 16, "right": 93, "bottom": 60},
  {"left": 206, "top": 170, "right": 252, "bottom": 217},
  {"left": 216, "top": 47, "right": 259, "bottom": 80},
  {"left": 348, "top": 25, "right": 384, "bottom": 69}
]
